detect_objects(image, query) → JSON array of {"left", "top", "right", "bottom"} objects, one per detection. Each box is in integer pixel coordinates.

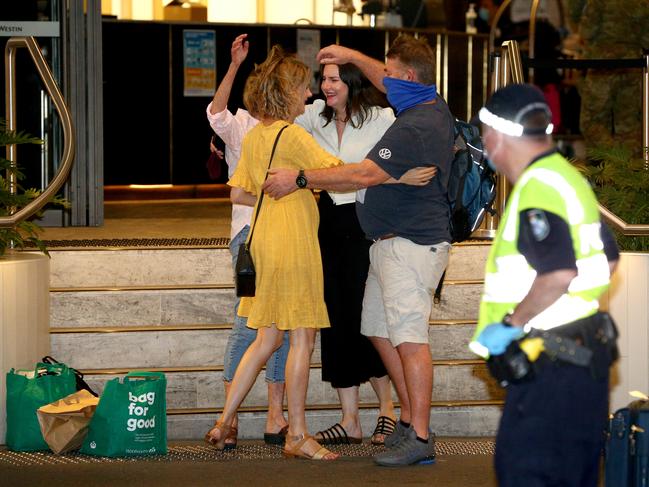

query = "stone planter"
[
  {"left": 0, "top": 252, "right": 50, "bottom": 444},
  {"left": 605, "top": 252, "right": 649, "bottom": 411}
]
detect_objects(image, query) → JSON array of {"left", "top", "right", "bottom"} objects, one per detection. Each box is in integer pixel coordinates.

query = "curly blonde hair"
[{"left": 244, "top": 45, "right": 311, "bottom": 121}]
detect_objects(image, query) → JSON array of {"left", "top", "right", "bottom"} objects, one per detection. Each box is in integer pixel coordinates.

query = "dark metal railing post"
[
  {"left": 528, "top": 0, "right": 541, "bottom": 84},
  {"left": 642, "top": 50, "right": 649, "bottom": 171}
]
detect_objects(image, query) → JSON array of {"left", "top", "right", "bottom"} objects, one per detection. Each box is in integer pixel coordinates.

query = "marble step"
[
  {"left": 444, "top": 243, "right": 490, "bottom": 281},
  {"left": 49, "top": 248, "right": 232, "bottom": 288},
  {"left": 81, "top": 364, "right": 503, "bottom": 411},
  {"left": 168, "top": 405, "right": 502, "bottom": 439},
  {"left": 50, "top": 283, "right": 483, "bottom": 328},
  {"left": 48, "top": 243, "right": 490, "bottom": 289},
  {"left": 50, "top": 323, "right": 479, "bottom": 370}
]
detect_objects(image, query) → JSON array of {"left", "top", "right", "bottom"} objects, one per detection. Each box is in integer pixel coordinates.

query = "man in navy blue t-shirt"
[{"left": 263, "top": 35, "right": 454, "bottom": 466}]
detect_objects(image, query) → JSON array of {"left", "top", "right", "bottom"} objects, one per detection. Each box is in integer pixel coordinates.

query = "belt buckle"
[{"left": 373, "top": 233, "right": 396, "bottom": 242}]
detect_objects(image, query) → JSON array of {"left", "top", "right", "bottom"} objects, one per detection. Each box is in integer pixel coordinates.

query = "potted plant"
[
  {"left": 582, "top": 143, "right": 649, "bottom": 410},
  {"left": 0, "top": 117, "right": 70, "bottom": 443},
  {"left": 0, "top": 117, "right": 68, "bottom": 256}
]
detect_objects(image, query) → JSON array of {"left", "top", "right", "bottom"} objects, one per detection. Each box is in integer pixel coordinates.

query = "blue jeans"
[{"left": 223, "top": 225, "right": 289, "bottom": 383}]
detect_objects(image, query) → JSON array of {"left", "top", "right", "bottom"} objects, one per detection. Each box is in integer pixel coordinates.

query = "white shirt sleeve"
[
  {"left": 206, "top": 102, "right": 255, "bottom": 149},
  {"left": 294, "top": 102, "right": 322, "bottom": 135},
  {"left": 373, "top": 106, "right": 396, "bottom": 134}
]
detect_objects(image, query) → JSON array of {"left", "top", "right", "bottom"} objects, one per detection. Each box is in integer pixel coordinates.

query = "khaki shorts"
[{"left": 361, "top": 237, "right": 450, "bottom": 347}]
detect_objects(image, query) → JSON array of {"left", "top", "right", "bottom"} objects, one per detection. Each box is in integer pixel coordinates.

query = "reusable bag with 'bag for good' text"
[
  {"left": 80, "top": 371, "right": 167, "bottom": 457},
  {"left": 6, "top": 362, "right": 77, "bottom": 451}
]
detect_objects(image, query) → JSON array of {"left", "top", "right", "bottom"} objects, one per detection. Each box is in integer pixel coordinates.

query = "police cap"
[{"left": 479, "top": 83, "right": 553, "bottom": 137}]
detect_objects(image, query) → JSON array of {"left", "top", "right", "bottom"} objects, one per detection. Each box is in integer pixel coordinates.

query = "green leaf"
[
  {"left": 0, "top": 117, "right": 69, "bottom": 257},
  {"left": 582, "top": 142, "right": 649, "bottom": 251}
]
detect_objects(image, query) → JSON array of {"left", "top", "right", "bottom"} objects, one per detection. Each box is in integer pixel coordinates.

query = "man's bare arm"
[
  {"left": 262, "top": 160, "right": 386, "bottom": 199},
  {"left": 262, "top": 161, "right": 437, "bottom": 199},
  {"left": 505, "top": 269, "right": 578, "bottom": 327},
  {"left": 317, "top": 45, "right": 386, "bottom": 93}
]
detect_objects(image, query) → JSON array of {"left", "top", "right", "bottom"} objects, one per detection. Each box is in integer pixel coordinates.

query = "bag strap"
[
  {"left": 247, "top": 124, "right": 289, "bottom": 248},
  {"left": 125, "top": 371, "right": 165, "bottom": 380},
  {"left": 42, "top": 355, "right": 82, "bottom": 377}
]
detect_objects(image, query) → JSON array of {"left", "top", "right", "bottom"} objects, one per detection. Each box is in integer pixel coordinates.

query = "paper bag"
[{"left": 37, "top": 389, "right": 99, "bottom": 454}]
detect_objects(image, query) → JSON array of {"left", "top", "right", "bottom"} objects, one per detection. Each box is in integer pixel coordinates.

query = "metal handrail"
[
  {"left": 487, "top": 0, "right": 549, "bottom": 84},
  {"left": 502, "top": 40, "right": 524, "bottom": 83},
  {"left": 495, "top": 40, "right": 649, "bottom": 238},
  {"left": 488, "top": 0, "right": 513, "bottom": 58},
  {"left": 2, "top": 36, "right": 75, "bottom": 229},
  {"left": 600, "top": 207, "right": 649, "bottom": 237}
]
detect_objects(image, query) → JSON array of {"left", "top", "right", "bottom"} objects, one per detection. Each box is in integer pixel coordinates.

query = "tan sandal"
[
  {"left": 283, "top": 434, "right": 339, "bottom": 461},
  {"left": 204, "top": 421, "right": 232, "bottom": 451}
]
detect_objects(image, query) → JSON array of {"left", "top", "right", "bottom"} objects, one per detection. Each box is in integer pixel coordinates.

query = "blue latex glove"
[{"left": 477, "top": 323, "right": 524, "bottom": 356}]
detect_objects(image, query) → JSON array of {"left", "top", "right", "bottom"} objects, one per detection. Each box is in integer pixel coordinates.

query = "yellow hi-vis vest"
[{"left": 469, "top": 152, "right": 611, "bottom": 359}]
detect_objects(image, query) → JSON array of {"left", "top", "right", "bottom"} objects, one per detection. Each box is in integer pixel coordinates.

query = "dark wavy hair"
[{"left": 319, "top": 63, "right": 389, "bottom": 129}]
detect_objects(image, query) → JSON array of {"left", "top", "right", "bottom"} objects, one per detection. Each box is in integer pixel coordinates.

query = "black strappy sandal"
[
  {"left": 371, "top": 416, "right": 397, "bottom": 445},
  {"left": 315, "top": 423, "right": 362, "bottom": 445}
]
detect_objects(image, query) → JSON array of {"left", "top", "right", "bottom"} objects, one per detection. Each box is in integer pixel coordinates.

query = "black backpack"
[
  {"left": 447, "top": 119, "right": 496, "bottom": 243},
  {"left": 434, "top": 119, "right": 497, "bottom": 303}
]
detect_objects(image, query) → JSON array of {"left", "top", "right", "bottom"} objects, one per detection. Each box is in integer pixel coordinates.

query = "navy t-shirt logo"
[{"left": 378, "top": 148, "right": 392, "bottom": 159}]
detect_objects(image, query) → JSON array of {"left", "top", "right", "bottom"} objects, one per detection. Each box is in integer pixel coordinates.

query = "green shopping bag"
[
  {"left": 81, "top": 371, "right": 167, "bottom": 457},
  {"left": 6, "top": 362, "right": 77, "bottom": 451}
]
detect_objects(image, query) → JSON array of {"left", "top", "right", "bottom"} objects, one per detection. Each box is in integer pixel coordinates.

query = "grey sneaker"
[
  {"left": 384, "top": 421, "right": 410, "bottom": 449},
  {"left": 374, "top": 428, "right": 436, "bottom": 467}
]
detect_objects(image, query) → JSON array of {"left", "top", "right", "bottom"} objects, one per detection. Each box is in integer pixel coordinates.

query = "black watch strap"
[{"left": 296, "top": 169, "right": 308, "bottom": 189}]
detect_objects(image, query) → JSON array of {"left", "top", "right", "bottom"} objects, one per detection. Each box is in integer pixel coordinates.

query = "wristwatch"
[
  {"left": 296, "top": 169, "right": 308, "bottom": 189},
  {"left": 502, "top": 313, "right": 514, "bottom": 327}
]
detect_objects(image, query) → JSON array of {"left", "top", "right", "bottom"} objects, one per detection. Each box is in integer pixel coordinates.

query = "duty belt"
[
  {"left": 526, "top": 329, "right": 592, "bottom": 367},
  {"left": 487, "top": 312, "right": 619, "bottom": 387}
]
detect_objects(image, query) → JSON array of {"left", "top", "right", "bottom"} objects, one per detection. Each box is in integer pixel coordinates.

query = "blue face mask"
[{"left": 382, "top": 77, "right": 437, "bottom": 115}]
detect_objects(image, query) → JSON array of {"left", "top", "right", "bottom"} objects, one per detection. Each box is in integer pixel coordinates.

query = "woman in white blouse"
[{"left": 294, "top": 64, "right": 398, "bottom": 445}]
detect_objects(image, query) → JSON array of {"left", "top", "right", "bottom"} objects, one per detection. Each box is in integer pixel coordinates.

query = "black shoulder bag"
[{"left": 235, "top": 125, "right": 289, "bottom": 297}]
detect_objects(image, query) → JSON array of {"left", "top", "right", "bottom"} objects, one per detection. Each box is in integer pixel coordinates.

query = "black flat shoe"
[{"left": 264, "top": 424, "right": 289, "bottom": 445}]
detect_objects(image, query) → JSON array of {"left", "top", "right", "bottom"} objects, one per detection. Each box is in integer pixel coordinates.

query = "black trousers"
[
  {"left": 318, "top": 192, "right": 387, "bottom": 389},
  {"left": 495, "top": 355, "right": 609, "bottom": 487}
]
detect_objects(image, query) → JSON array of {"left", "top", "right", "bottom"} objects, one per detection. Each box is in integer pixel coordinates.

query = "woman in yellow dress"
[{"left": 204, "top": 46, "right": 342, "bottom": 460}]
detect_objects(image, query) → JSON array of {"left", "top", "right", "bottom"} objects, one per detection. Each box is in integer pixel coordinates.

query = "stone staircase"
[{"left": 48, "top": 241, "right": 503, "bottom": 440}]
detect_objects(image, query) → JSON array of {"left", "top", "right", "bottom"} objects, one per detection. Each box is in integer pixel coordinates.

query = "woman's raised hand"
[{"left": 231, "top": 33, "right": 249, "bottom": 67}]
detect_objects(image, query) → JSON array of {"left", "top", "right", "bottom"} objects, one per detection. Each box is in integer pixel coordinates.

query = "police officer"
[{"left": 470, "top": 83, "right": 620, "bottom": 486}]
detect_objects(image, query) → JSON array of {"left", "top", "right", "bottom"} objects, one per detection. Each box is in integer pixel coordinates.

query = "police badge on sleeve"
[{"left": 527, "top": 209, "right": 550, "bottom": 241}]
